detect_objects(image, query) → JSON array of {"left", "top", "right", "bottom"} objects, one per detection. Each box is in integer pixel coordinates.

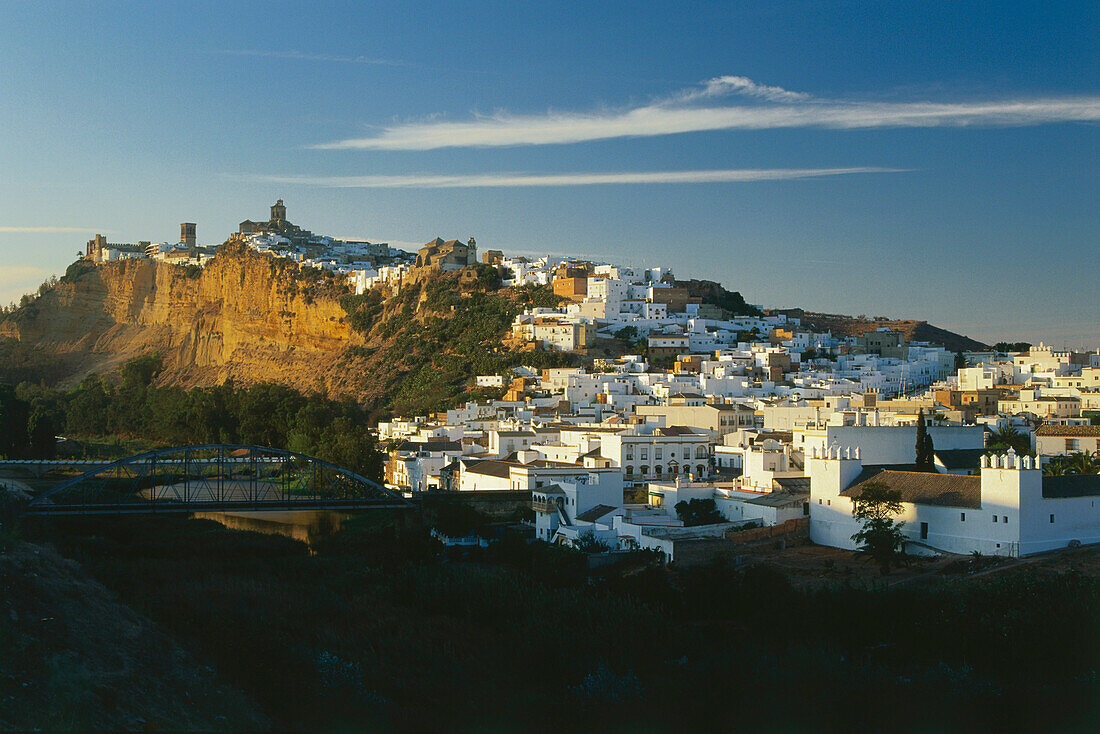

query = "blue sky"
[{"left": 1, "top": 1, "right": 1097, "bottom": 347}]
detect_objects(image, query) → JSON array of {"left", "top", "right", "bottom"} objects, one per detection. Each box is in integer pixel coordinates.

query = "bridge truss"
[{"left": 24, "top": 444, "right": 410, "bottom": 516}]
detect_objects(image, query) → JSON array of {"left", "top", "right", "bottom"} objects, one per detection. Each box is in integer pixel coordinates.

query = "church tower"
[{"left": 270, "top": 199, "right": 286, "bottom": 224}]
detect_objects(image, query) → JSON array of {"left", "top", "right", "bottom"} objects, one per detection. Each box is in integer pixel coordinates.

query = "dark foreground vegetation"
[
  {"left": 14, "top": 513, "right": 1098, "bottom": 733},
  {"left": 0, "top": 355, "right": 383, "bottom": 479}
]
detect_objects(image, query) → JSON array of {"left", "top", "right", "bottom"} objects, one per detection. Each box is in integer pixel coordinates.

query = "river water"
[{"left": 191, "top": 510, "right": 352, "bottom": 549}]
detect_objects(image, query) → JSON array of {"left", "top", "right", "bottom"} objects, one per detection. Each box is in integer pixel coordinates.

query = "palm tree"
[
  {"left": 987, "top": 425, "right": 1031, "bottom": 455},
  {"left": 1064, "top": 451, "right": 1099, "bottom": 475},
  {"left": 1043, "top": 460, "right": 1069, "bottom": 476}
]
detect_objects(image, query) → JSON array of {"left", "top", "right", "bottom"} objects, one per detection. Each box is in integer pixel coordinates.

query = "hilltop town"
[{"left": 60, "top": 200, "right": 1100, "bottom": 563}]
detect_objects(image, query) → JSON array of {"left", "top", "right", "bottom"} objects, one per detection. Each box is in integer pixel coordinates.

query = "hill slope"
[{"left": 769, "top": 309, "right": 988, "bottom": 352}]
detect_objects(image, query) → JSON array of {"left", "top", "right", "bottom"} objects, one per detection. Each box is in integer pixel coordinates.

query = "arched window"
[
  {"left": 640, "top": 465, "right": 649, "bottom": 476},
  {"left": 697, "top": 464, "right": 706, "bottom": 475},
  {"left": 625, "top": 465, "right": 633, "bottom": 476},
  {"left": 655, "top": 465, "right": 663, "bottom": 476},
  {"left": 696, "top": 446, "right": 707, "bottom": 459}
]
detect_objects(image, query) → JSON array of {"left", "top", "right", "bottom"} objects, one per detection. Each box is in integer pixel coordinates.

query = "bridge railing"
[{"left": 24, "top": 444, "right": 410, "bottom": 516}]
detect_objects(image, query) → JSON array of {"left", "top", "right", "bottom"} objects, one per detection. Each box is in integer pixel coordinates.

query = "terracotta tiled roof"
[
  {"left": 841, "top": 469, "right": 982, "bottom": 509},
  {"left": 1035, "top": 425, "right": 1100, "bottom": 437}
]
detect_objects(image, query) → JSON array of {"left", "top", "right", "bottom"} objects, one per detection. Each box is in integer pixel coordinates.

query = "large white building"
[{"left": 808, "top": 447, "right": 1100, "bottom": 557}]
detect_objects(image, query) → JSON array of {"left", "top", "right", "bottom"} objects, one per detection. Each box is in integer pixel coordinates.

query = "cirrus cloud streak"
[
  {"left": 237, "top": 167, "right": 904, "bottom": 189},
  {"left": 314, "top": 74, "right": 1100, "bottom": 151}
]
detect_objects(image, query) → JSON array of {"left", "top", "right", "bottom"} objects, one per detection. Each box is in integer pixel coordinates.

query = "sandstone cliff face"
[{"left": 0, "top": 246, "right": 360, "bottom": 394}]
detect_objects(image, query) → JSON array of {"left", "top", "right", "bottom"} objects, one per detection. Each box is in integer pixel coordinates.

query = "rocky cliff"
[{"left": 0, "top": 243, "right": 361, "bottom": 395}]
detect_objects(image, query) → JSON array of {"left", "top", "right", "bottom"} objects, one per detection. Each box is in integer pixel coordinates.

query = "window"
[
  {"left": 1003, "top": 516, "right": 1008, "bottom": 524},
  {"left": 625, "top": 465, "right": 633, "bottom": 476},
  {"left": 993, "top": 515, "right": 998, "bottom": 523},
  {"left": 960, "top": 512, "right": 966, "bottom": 522},
  {"left": 640, "top": 448, "right": 648, "bottom": 460},
  {"left": 655, "top": 448, "right": 663, "bottom": 460},
  {"left": 696, "top": 446, "right": 707, "bottom": 459},
  {"left": 655, "top": 466, "right": 663, "bottom": 476},
  {"left": 1050, "top": 514, "right": 1055, "bottom": 524},
  {"left": 818, "top": 499, "right": 823, "bottom": 504},
  {"left": 920, "top": 522, "right": 928, "bottom": 540}
]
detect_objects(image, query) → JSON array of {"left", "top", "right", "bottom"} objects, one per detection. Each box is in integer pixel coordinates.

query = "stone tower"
[
  {"left": 180, "top": 222, "right": 197, "bottom": 248},
  {"left": 271, "top": 199, "right": 286, "bottom": 223},
  {"left": 86, "top": 233, "right": 107, "bottom": 261}
]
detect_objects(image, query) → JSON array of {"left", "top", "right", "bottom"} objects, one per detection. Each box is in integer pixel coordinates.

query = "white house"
[
  {"left": 532, "top": 476, "right": 625, "bottom": 544},
  {"left": 808, "top": 446, "right": 1100, "bottom": 557}
]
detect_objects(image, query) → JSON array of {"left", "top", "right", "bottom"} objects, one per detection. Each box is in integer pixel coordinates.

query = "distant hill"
[
  {"left": 769, "top": 309, "right": 989, "bottom": 352},
  {"left": 673, "top": 279, "right": 761, "bottom": 317}
]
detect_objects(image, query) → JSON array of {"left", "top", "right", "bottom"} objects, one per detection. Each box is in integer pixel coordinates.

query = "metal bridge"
[{"left": 22, "top": 444, "right": 411, "bottom": 516}]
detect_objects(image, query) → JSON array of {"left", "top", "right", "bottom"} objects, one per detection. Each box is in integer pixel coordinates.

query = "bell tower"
[{"left": 270, "top": 199, "right": 286, "bottom": 223}]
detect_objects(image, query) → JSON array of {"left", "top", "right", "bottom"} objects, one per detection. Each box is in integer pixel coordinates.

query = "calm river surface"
[{"left": 191, "top": 510, "right": 352, "bottom": 548}]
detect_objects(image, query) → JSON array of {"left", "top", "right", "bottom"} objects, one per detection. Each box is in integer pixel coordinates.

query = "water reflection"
[{"left": 192, "top": 510, "right": 351, "bottom": 549}]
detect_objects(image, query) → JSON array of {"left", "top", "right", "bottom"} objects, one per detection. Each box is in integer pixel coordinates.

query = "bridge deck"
[{"left": 24, "top": 499, "right": 414, "bottom": 516}]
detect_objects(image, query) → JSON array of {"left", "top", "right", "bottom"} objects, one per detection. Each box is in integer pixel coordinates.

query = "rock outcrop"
[{"left": 0, "top": 242, "right": 359, "bottom": 395}]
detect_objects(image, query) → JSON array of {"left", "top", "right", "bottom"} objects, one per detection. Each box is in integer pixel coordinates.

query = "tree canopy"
[
  {"left": 915, "top": 409, "right": 935, "bottom": 469},
  {"left": 850, "top": 481, "right": 907, "bottom": 574},
  {"left": 675, "top": 498, "right": 724, "bottom": 527}
]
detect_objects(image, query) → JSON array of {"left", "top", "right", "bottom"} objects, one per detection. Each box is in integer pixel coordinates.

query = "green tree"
[
  {"left": 987, "top": 425, "right": 1031, "bottom": 455},
  {"left": 1042, "top": 460, "right": 1068, "bottom": 476},
  {"left": 120, "top": 354, "right": 163, "bottom": 391},
  {"left": 1045, "top": 451, "right": 1100, "bottom": 476},
  {"left": 675, "top": 498, "right": 724, "bottom": 526},
  {"left": 850, "top": 481, "right": 907, "bottom": 574},
  {"left": 613, "top": 325, "right": 638, "bottom": 342},
  {"left": 27, "top": 404, "right": 57, "bottom": 459},
  {"left": 915, "top": 409, "right": 935, "bottom": 469},
  {"left": 573, "top": 531, "right": 611, "bottom": 554},
  {"left": 0, "top": 385, "right": 29, "bottom": 458},
  {"left": 1064, "top": 451, "right": 1099, "bottom": 475}
]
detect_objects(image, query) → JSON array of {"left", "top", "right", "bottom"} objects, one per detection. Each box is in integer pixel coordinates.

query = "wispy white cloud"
[
  {"left": 237, "top": 167, "right": 903, "bottom": 189},
  {"left": 667, "top": 75, "right": 810, "bottom": 104},
  {"left": 0, "top": 226, "right": 110, "bottom": 233},
  {"left": 313, "top": 75, "right": 1100, "bottom": 150}
]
